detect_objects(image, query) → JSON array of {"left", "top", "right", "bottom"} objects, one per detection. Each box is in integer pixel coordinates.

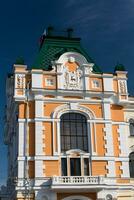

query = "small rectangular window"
[
  {"left": 92, "top": 80, "right": 100, "bottom": 88},
  {"left": 45, "top": 79, "right": 54, "bottom": 86},
  {"left": 61, "top": 158, "right": 67, "bottom": 176}
]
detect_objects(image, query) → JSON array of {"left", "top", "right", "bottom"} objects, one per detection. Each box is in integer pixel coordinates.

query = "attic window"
[
  {"left": 92, "top": 80, "right": 100, "bottom": 88},
  {"left": 45, "top": 78, "right": 54, "bottom": 86}
]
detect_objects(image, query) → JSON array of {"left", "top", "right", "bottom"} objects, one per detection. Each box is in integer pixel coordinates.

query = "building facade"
[{"left": 4, "top": 28, "right": 134, "bottom": 200}]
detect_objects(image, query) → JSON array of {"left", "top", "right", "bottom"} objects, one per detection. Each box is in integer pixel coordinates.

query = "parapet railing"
[{"left": 52, "top": 176, "right": 100, "bottom": 185}]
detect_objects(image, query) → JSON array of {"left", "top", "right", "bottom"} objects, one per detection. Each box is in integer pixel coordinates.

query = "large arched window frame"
[
  {"left": 52, "top": 104, "right": 97, "bottom": 156},
  {"left": 52, "top": 104, "right": 97, "bottom": 177},
  {"left": 60, "top": 113, "right": 88, "bottom": 152}
]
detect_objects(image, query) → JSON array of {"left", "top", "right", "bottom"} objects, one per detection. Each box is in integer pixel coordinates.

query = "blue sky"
[{"left": 1, "top": 0, "right": 134, "bottom": 186}]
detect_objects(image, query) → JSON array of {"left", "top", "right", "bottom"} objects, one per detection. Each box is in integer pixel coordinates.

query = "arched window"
[
  {"left": 129, "top": 152, "right": 134, "bottom": 178},
  {"left": 129, "top": 119, "right": 134, "bottom": 136},
  {"left": 60, "top": 113, "right": 88, "bottom": 152}
]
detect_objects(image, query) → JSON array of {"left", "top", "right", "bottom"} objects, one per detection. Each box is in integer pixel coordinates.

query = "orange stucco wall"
[
  {"left": 44, "top": 95, "right": 55, "bottom": 98},
  {"left": 19, "top": 101, "right": 35, "bottom": 119},
  {"left": 111, "top": 105, "right": 124, "bottom": 121},
  {"left": 57, "top": 193, "right": 97, "bottom": 200},
  {"left": 115, "top": 161, "right": 122, "bottom": 177},
  {"left": 44, "top": 103, "right": 63, "bottom": 116},
  {"left": 28, "top": 101, "right": 35, "bottom": 119},
  {"left": 19, "top": 103, "right": 26, "bottom": 118},
  {"left": 65, "top": 61, "right": 79, "bottom": 72},
  {"left": 29, "top": 122, "right": 35, "bottom": 156},
  {"left": 112, "top": 125, "right": 120, "bottom": 157},
  {"left": 28, "top": 161, "right": 35, "bottom": 178},
  {"left": 92, "top": 161, "right": 107, "bottom": 176},
  {"left": 113, "top": 79, "right": 118, "bottom": 93},
  {"left": 117, "top": 178, "right": 130, "bottom": 183},
  {"left": 43, "top": 122, "right": 52, "bottom": 155},
  {"left": 43, "top": 160, "right": 59, "bottom": 176},
  {"left": 96, "top": 123, "right": 105, "bottom": 156},
  {"left": 81, "top": 104, "right": 103, "bottom": 118},
  {"left": 17, "top": 90, "right": 24, "bottom": 95}
]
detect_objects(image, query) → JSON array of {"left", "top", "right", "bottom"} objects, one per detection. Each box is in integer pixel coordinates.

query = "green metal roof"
[{"left": 32, "top": 35, "right": 102, "bottom": 73}]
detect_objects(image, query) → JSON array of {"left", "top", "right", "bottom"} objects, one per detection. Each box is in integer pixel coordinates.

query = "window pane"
[
  {"left": 64, "top": 136, "right": 71, "bottom": 150},
  {"left": 71, "top": 136, "right": 77, "bottom": 149},
  {"left": 83, "top": 137, "right": 88, "bottom": 151},
  {"left": 61, "top": 158, "right": 67, "bottom": 176},
  {"left": 60, "top": 113, "right": 88, "bottom": 152},
  {"left": 70, "top": 158, "right": 81, "bottom": 176},
  {"left": 70, "top": 122, "right": 76, "bottom": 135}
]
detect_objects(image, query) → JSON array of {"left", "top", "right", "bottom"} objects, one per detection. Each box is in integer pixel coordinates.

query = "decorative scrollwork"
[
  {"left": 119, "top": 80, "right": 127, "bottom": 94},
  {"left": 17, "top": 74, "right": 25, "bottom": 89}
]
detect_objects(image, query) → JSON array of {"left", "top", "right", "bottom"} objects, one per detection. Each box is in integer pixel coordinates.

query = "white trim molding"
[
  {"left": 52, "top": 103, "right": 96, "bottom": 120},
  {"left": 118, "top": 124, "right": 129, "bottom": 157},
  {"left": 104, "top": 123, "right": 114, "bottom": 156},
  {"left": 52, "top": 103, "right": 95, "bottom": 155}
]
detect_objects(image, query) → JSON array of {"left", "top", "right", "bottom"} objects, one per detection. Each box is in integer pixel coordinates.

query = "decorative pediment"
[
  {"left": 63, "top": 64, "right": 82, "bottom": 90},
  {"left": 66, "top": 149, "right": 86, "bottom": 156},
  {"left": 53, "top": 52, "right": 94, "bottom": 90}
]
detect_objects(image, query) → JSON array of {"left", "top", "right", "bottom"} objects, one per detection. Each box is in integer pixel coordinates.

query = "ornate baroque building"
[{"left": 4, "top": 28, "right": 134, "bottom": 200}]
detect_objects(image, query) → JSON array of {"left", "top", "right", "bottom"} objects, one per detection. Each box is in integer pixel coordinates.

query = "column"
[{"left": 18, "top": 121, "right": 25, "bottom": 156}]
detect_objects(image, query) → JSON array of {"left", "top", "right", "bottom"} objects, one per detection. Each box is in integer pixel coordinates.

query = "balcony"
[
  {"left": 51, "top": 176, "right": 102, "bottom": 191},
  {"left": 52, "top": 176, "right": 99, "bottom": 185},
  {"left": 51, "top": 176, "right": 134, "bottom": 191}
]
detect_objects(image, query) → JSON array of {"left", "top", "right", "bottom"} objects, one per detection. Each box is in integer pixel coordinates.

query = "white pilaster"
[
  {"left": 35, "top": 121, "right": 43, "bottom": 155},
  {"left": 32, "top": 72, "right": 43, "bottom": 88},
  {"left": 35, "top": 100, "right": 44, "bottom": 118},
  {"left": 120, "top": 161, "right": 130, "bottom": 177},
  {"left": 103, "top": 77, "right": 113, "bottom": 92},
  {"left": 17, "top": 160, "right": 25, "bottom": 186},
  {"left": 103, "top": 102, "right": 111, "bottom": 120},
  {"left": 35, "top": 160, "right": 43, "bottom": 186},
  {"left": 118, "top": 124, "right": 129, "bottom": 157},
  {"left": 18, "top": 122, "right": 25, "bottom": 156},
  {"left": 104, "top": 123, "right": 114, "bottom": 156},
  {"left": 106, "top": 161, "right": 115, "bottom": 177}
]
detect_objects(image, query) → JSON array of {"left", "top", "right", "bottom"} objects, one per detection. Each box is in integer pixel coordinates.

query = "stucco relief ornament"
[
  {"left": 83, "top": 63, "right": 94, "bottom": 74},
  {"left": 119, "top": 80, "right": 127, "bottom": 94},
  {"left": 63, "top": 66, "right": 82, "bottom": 89},
  {"left": 17, "top": 74, "right": 25, "bottom": 89}
]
